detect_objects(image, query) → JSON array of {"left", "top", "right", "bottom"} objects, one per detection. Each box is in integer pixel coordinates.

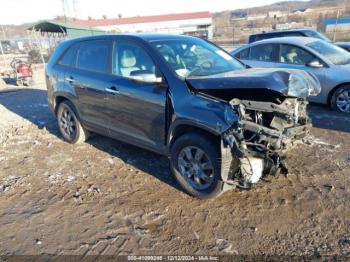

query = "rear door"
[
  {"left": 67, "top": 40, "right": 113, "bottom": 133},
  {"left": 104, "top": 40, "right": 167, "bottom": 150},
  {"left": 241, "top": 43, "right": 279, "bottom": 68},
  {"left": 51, "top": 43, "right": 80, "bottom": 105}
]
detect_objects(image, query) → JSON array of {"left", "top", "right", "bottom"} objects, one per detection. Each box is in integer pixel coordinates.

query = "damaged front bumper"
[{"left": 220, "top": 97, "right": 311, "bottom": 189}]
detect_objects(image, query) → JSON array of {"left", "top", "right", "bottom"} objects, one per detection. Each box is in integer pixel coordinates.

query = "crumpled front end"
[
  {"left": 221, "top": 97, "right": 310, "bottom": 189},
  {"left": 186, "top": 68, "right": 320, "bottom": 189}
]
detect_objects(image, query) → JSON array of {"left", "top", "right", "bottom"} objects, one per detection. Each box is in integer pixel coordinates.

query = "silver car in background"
[{"left": 231, "top": 37, "right": 350, "bottom": 113}]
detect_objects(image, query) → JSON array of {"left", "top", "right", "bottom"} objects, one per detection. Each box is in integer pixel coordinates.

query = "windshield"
[
  {"left": 307, "top": 40, "right": 350, "bottom": 65},
  {"left": 304, "top": 30, "right": 331, "bottom": 42},
  {"left": 151, "top": 38, "right": 244, "bottom": 77}
]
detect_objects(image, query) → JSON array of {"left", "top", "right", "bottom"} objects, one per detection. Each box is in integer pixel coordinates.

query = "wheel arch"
[
  {"left": 167, "top": 122, "right": 222, "bottom": 153},
  {"left": 327, "top": 82, "right": 350, "bottom": 105},
  {"left": 53, "top": 93, "right": 78, "bottom": 114},
  {"left": 53, "top": 94, "right": 85, "bottom": 125},
  {"left": 54, "top": 95, "right": 69, "bottom": 114}
]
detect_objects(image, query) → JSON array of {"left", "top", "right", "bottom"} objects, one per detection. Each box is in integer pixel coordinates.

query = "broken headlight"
[{"left": 288, "top": 73, "right": 321, "bottom": 98}]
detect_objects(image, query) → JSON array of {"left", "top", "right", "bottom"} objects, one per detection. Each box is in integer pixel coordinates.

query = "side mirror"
[
  {"left": 129, "top": 70, "right": 163, "bottom": 84},
  {"left": 307, "top": 59, "right": 324, "bottom": 68}
]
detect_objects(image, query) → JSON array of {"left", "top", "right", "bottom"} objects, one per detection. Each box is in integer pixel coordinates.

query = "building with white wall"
[
  {"left": 73, "top": 12, "right": 213, "bottom": 39},
  {"left": 324, "top": 17, "right": 350, "bottom": 32}
]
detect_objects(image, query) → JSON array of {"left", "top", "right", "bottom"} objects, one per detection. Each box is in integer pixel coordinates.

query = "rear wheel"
[
  {"left": 170, "top": 133, "right": 223, "bottom": 199},
  {"left": 56, "top": 101, "right": 89, "bottom": 144},
  {"left": 331, "top": 86, "right": 350, "bottom": 113}
]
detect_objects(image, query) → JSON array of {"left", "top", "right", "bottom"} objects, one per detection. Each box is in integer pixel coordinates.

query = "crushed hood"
[{"left": 186, "top": 68, "right": 320, "bottom": 102}]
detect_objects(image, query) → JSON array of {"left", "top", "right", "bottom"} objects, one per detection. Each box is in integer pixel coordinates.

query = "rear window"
[
  {"left": 303, "top": 30, "right": 331, "bottom": 42},
  {"left": 250, "top": 31, "right": 304, "bottom": 43},
  {"left": 59, "top": 43, "right": 79, "bottom": 67},
  {"left": 251, "top": 33, "right": 280, "bottom": 43},
  {"left": 283, "top": 32, "right": 304, "bottom": 37},
  {"left": 249, "top": 35, "right": 258, "bottom": 43},
  {"left": 76, "top": 40, "right": 112, "bottom": 73}
]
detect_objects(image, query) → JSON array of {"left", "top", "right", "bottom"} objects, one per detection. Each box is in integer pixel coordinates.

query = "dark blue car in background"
[{"left": 248, "top": 28, "right": 350, "bottom": 52}]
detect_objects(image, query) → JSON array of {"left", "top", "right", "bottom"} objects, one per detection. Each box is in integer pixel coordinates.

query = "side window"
[
  {"left": 271, "top": 33, "right": 282, "bottom": 38},
  {"left": 113, "top": 41, "right": 157, "bottom": 78},
  {"left": 237, "top": 48, "right": 250, "bottom": 60},
  {"left": 250, "top": 44, "right": 275, "bottom": 62},
  {"left": 279, "top": 44, "right": 316, "bottom": 65},
  {"left": 76, "top": 40, "right": 112, "bottom": 73},
  {"left": 58, "top": 43, "right": 79, "bottom": 67},
  {"left": 254, "top": 35, "right": 265, "bottom": 42},
  {"left": 249, "top": 36, "right": 256, "bottom": 43}
]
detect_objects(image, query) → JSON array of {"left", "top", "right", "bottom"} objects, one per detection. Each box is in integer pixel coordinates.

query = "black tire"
[
  {"left": 170, "top": 133, "right": 223, "bottom": 199},
  {"left": 56, "top": 100, "right": 89, "bottom": 144},
  {"left": 330, "top": 86, "right": 350, "bottom": 113}
]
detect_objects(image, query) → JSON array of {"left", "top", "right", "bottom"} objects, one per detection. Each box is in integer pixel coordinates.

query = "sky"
[{"left": 0, "top": 0, "right": 307, "bottom": 25}]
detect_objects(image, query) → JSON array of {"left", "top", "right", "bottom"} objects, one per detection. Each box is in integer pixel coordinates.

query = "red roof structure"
[{"left": 73, "top": 11, "right": 211, "bottom": 27}]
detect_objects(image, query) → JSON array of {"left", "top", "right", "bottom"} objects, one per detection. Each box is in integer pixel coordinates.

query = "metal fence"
[{"left": 0, "top": 35, "right": 64, "bottom": 72}]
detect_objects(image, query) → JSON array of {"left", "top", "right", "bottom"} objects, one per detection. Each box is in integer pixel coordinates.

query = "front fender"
[
  {"left": 167, "top": 118, "right": 222, "bottom": 144},
  {"left": 169, "top": 92, "right": 234, "bottom": 134},
  {"left": 166, "top": 92, "right": 237, "bottom": 153}
]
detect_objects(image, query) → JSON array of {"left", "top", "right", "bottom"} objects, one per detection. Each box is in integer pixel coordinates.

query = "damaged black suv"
[{"left": 46, "top": 34, "right": 321, "bottom": 198}]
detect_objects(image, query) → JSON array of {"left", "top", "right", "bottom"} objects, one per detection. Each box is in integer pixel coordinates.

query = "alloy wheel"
[
  {"left": 59, "top": 107, "right": 76, "bottom": 139},
  {"left": 177, "top": 146, "right": 214, "bottom": 190},
  {"left": 336, "top": 90, "right": 350, "bottom": 113}
]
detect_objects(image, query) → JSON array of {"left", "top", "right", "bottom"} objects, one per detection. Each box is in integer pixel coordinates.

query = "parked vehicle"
[
  {"left": 46, "top": 34, "right": 320, "bottom": 198},
  {"left": 231, "top": 37, "right": 350, "bottom": 113},
  {"left": 248, "top": 28, "right": 350, "bottom": 51},
  {"left": 336, "top": 42, "right": 350, "bottom": 52}
]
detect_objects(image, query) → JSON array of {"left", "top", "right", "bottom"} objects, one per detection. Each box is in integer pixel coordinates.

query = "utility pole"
[
  {"left": 61, "top": 0, "right": 68, "bottom": 23},
  {"left": 1, "top": 25, "right": 7, "bottom": 39},
  {"left": 73, "top": 0, "right": 79, "bottom": 19},
  {"left": 61, "top": 0, "right": 79, "bottom": 22},
  {"left": 0, "top": 25, "right": 6, "bottom": 70},
  {"left": 333, "top": 9, "right": 340, "bottom": 41},
  {"left": 0, "top": 41, "right": 3, "bottom": 55},
  {"left": 232, "top": 21, "right": 235, "bottom": 45}
]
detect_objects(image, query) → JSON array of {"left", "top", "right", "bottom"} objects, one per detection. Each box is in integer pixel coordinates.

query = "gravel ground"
[{"left": 0, "top": 84, "right": 350, "bottom": 258}]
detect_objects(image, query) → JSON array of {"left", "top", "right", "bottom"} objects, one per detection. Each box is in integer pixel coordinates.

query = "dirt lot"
[{"left": 0, "top": 82, "right": 350, "bottom": 258}]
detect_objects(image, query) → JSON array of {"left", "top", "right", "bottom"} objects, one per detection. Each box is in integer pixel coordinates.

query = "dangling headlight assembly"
[{"left": 288, "top": 72, "right": 321, "bottom": 98}]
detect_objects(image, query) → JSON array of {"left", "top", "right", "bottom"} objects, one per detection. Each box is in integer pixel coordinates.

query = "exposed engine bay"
[
  {"left": 222, "top": 97, "right": 310, "bottom": 188},
  {"left": 186, "top": 68, "right": 321, "bottom": 189}
]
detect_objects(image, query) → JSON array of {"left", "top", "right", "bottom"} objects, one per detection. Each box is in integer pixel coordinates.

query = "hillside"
[
  {"left": 233, "top": 0, "right": 350, "bottom": 15},
  {"left": 213, "top": 0, "right": 350, "bottom": 43}
]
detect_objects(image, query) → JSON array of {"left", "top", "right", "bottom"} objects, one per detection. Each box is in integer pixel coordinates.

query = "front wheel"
[
  {"left": 331, "top": 86, "right": 350, "bottom": 113},
  {"left": 170, "top": 133, "right": 223, "bottom": 199},
  {"left": 56, "top": 100, "right": 89, "bottom": 144}
]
